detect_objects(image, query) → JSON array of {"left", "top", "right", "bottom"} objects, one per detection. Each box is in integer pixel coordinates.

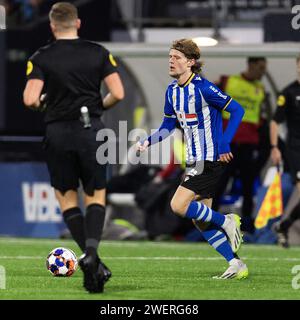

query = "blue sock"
[
  {"left": 201, "top": 224, "right": 234, "bottom": 262},
  {"left": 185, "top": 201, "right": 225, "bottom": 227}
]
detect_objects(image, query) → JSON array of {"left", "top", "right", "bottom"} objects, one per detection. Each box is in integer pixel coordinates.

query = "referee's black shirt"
[
  {"left": 26, "top": 38, "right": 118, "bottom": 123},
  {"left": 273, "top": 80, "right": 300, "bottom": 143}
]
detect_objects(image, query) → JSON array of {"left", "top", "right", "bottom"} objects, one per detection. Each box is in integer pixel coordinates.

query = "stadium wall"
[{"left": 105, "top": 42, "right": 300, "bottom": 128}]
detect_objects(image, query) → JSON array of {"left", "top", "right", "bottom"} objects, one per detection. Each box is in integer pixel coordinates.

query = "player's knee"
[{"left": 170, "top": 198, "right": 187, "bottom": 217}]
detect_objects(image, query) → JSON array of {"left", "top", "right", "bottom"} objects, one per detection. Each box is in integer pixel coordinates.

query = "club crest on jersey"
[{"left": 188, "top": 94, "right": 195, "bottom": 103}]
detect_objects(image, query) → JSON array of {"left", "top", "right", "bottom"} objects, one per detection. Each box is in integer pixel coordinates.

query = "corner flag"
[{"left": 254, "top": 172, "right": 283, "bottom": 229}]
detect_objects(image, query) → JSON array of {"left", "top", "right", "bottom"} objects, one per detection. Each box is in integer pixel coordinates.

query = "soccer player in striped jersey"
[{"left": 137, "top": 39, "right": 248, "bottom": 279}]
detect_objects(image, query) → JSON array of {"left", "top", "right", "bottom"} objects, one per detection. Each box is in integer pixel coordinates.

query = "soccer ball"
[{"left": 46, "top": 247, "right": 78, "bottom": 277}]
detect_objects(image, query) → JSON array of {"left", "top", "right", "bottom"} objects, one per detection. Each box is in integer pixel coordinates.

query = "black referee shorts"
[
  {"left": 181, "top": 160, "right": 227, "bottom": 199},
  {"left": 43, "top": 118, "right": 107, "bottom": 196},
  {"left": 286, "top": 144, "right": 300, "bottom": 183}
]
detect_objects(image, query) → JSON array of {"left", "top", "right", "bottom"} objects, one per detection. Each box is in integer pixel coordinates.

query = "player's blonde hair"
[
  {"left": 49, "top": 2, "right": 78, "bottom": 31},
  {"left": 170, "top": 39, "right": 203, "bottom": 74}
]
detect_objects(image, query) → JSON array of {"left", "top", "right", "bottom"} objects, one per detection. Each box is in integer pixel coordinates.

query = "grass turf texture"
[{"left": 0, "top": 237, "right": 300, "bottom": 300}]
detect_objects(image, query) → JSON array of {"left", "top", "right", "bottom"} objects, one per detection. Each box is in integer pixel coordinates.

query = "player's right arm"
[
  {"left": 137, "top": 88, "right": 177, "bottom": 152},
  {"left": 270, "top": 92, "right": 287, "bottom": 165}
]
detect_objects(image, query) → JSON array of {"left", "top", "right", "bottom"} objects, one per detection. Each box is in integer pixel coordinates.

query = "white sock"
[{"left": 229, "top": 258, "right": 239, "bottom": 266}]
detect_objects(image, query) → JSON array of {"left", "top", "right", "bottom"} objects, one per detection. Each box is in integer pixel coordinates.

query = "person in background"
[
  {"left": 270, "top": 54, "right": 300, "bottom": 248},
  {"left": 213, "top": 57, "right": 268, "bottom": 234}
]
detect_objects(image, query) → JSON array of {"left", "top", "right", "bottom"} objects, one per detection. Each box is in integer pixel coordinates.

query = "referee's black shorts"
[
  {"left": 43, "top": 118, "right": 107, "bottom": 196},
  {"left": 286, "top": 143, "right": 300, "bottom": 183},
  {"left": 181, "top": 160, "right": 227, "bottom": 199}
]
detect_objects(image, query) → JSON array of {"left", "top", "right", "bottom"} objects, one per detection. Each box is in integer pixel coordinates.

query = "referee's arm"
[
  {"left": 23, "top": 79, "right": 44, "bottom": 109},
  {"left": 102, "top": 72, "right": 125, "bottom": 109},
  {"left": 269, "top": 94, "right": 286, "bottom": 165}
]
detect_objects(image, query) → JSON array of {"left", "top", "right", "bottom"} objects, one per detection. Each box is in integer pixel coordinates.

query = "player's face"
[{"left": 169, "top": 49, "right": 191, "bottom": 78}]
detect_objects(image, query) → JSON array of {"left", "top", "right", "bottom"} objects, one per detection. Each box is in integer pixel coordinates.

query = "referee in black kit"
[
  {"left": 270, "top": 54, "right": 300, "bottom": 248},
  {"left": 23, "top": 2, "right": 124, "bottom": 293}
]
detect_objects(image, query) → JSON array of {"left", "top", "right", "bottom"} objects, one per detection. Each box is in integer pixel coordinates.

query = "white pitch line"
[
  {"left": 1, "top": 256, "right": 300, "bottom": 262},
  {"left": 1, "top": 238, "right": 300, "bottom": 251}
]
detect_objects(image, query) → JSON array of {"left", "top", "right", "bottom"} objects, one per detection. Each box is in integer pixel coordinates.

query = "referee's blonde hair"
[{"left": 49, "top": 2, "right": 78, "bottom": 31}]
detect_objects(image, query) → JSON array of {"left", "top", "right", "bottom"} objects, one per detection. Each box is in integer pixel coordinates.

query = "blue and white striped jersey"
[{"left": 164, "top": 73, "right": 232, "bottom": 162}]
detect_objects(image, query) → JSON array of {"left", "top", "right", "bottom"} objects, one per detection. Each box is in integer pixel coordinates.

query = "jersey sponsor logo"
[
  {"left": 277, "top": 95, "right": 286, "bottom": 107},
  {"left": 109, "top": 53, "right": 117, "bottom": 67},
  {"left": 209, "top": 85, "right": 218, "bottom": 93},
  {"left": 177, "top": 112, "right": 198, "bottom": 127},
  {"left": 209, "top": 85, "right": 227, "bottom": 99},
  {"left": 26, "top": 61, "right": 33, "bottom": 76},
  {"left": 22, "top": 182, "right": 62, "bottom": 222}
]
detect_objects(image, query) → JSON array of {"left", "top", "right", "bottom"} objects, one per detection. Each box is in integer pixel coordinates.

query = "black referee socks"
[
  {"left": 63, "top": 207, "right": 86, "bottom": 252},
  {"left": 85, "top": 204, "right": 106, "bottom": 258},
  {"left": 280, "top": 201, "right": 300, "bottom": 232}
]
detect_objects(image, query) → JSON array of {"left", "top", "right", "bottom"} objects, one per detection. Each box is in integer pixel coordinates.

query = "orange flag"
[{"left": 254, "top": 172, "right": 283, "bottom": 229}]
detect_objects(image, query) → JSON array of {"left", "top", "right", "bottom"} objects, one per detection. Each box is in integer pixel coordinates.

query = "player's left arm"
[
  {"left": 221, "top": 99, "right": 245, "bottom": 162},
  {"left": 202, "top": 81, "right": 245, "bottom": 162},
  {"left": 23, "top": 58, "right": 45, "bottom": 109},
  {"left": 269, "top": 92, "right": 287, "bottom": 165},
  {"left": 101, "top": 50, "right": 125, "bottom": 109},
  {"left": 103, "top": 72, "right": 125, "bottom": 109}
]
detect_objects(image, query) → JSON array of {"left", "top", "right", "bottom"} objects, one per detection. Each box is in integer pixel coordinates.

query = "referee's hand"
[
  {"left": 219, "top": 152, "right": 233, "bottom": 163},
  {"left": 270, "top": 146, "right": 282, "bottom": 166},
  {"left": 136, "top": 140, "right": 149, "bottom": 155}
]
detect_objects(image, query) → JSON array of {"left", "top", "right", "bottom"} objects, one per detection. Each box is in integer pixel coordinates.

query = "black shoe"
[
  {"left": 273, "top": 222, "right": 289, "bottom": 248},
  {"left": 79, "top": 254, "right": 104, "bottom": 293},
  {"left": 97, "top": 257, "right": 112, "bottom": 283}
]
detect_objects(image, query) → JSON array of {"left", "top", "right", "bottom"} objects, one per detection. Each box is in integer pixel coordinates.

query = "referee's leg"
[
  {"left": 83, "top": 189, "right": 106, "bottom": 260},
  {"left": 79, "top": 188, "right": 111, "bottom": 293},
  {"left": 55, "top": 190, "right": 86, "bottom": 252}
]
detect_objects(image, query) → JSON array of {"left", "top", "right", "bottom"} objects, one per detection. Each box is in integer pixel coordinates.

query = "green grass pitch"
[{"left": 0, "top": 237, "right": 300, "bottom": 300}]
